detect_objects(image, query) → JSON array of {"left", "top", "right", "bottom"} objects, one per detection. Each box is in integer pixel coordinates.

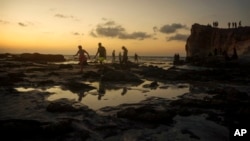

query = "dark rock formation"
[
  {"left": 14, "top": 53, "right": 66, "bottom": 62},
  {"left": 186, "top": 24, "right": 250, "bottom": 60}
]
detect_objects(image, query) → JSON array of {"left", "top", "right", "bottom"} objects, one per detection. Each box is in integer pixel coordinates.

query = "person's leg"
[{"left": 79, "top": 59, "right": 84, "bottom": 73}]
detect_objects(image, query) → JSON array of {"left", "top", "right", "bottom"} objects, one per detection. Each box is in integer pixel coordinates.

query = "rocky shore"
[{"left": 0, "top": 53, "right": 249, "bottom": 141}]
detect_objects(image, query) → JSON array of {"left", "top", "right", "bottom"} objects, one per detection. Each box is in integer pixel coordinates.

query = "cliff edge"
[{"left": 185, "top": 24, "right": 250, "bottom": 60}]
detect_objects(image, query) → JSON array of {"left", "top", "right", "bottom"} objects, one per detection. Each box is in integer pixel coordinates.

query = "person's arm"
[
  {"left": 84, "top": 50, "right": 90, "bottom": 59},
  {"left": 74, "top": 50, "right": 79, "bottom": 56},
  {"left": 94, "top": 48, "right": 99, "bottom": 58},
  {"left": 104, "top": 49, "right": 107, "bottom": 59}
]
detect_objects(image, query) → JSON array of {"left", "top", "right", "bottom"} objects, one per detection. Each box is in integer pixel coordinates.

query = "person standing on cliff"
[{"left": 74, "top": 45, "right": 90, "bottom": 73}]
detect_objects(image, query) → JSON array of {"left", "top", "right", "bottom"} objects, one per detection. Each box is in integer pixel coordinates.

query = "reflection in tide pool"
[{"left": 16, "top": 81, "right": 189, "bottom": 110}]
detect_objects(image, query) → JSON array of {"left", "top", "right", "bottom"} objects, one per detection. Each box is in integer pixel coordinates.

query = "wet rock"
[
  {"left": 143, "top": 81, "right": 159, "bottom": 89},
  {"left": 37, "top": 79, "right": 55, "bottom": 86},
  {"left": 82, "top": 71, "right": 100, "bottom": 80},
  {"left": 14, "top": 53, "right": 66, "bottom": 62},
  {"left": 117, "top": 105, "right": 176, "bottom": 125},
  {"left": 209, "top": 87, "right": 249, "bottom": 101},
  {"left": 63, "top": 81, "right": 95, "bottom": 93},
  {"left": 0, "top": 119, "right": 45, "bottom": 140},
  {"left": 102, "top": 69, "right": 143, "bottom": 83},
  {"left": 47, "top": 71, "right": 60, "bottom": 76},
  {"left": 0, "top": 119, "right": 90, "bottom": 141},
  {"left": 59, "top": 64, "right": 73, "bottom": 69},
  {"left": 46, "top": 98, "right": 88, "bottom": 113},
  {"left": 181, "top": 129, "right": 200, "bottom": 139},
  {"left": 7, "top": 72, "right": 26, "bottom": 83}
]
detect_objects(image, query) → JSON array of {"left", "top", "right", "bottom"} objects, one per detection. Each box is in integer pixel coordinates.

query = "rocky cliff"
[{"left": 185, "top": 24, "right": 250, "bottom": 59}]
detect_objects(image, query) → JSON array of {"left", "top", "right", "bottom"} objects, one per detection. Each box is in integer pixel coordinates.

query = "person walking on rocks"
[
  {"left": 112, "top": 50, "right": 116, "bottom": 64},
  {"left": 122, "top": 46, "right": 128, "bottom": 66},
  {"left": 94, "top": 42, "right": 106, "bottom": 65},
  {"left": 74, "top": 45, "right": 90, "bottom": 73},
  {"left": 134, "top": 53, "right": 139, "bottom": 64}
]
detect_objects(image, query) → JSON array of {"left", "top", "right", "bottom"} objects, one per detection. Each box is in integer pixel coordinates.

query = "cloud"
[
  {"left": 90, "top": 29, "right": 97, "bottom": 37},
  {"left": 55, "top": 13, "right": 69, "bottom": 18},
  {"left": 160, "top": 23, "right": 188, "bottom": 34},
  {"left": 90, "top": 20, "right": 152, "bottom": 40},
  {"left": 18, "top": 22, "right": 27, "bottom": 27},
  {"left": 153, "top": 26, "right": 158, "bottom": 33},
  {"left": 73, "top": 32, "right": 80, "bottom": 35},
  {"left": 167, "top": 33, "right": 189, "bottom": 41},
  {"left": 0, "top": 20, "right": 9, "bottom": 24},
  {"left": 119, "top": 32, "right": 151, "bottom": 40},
  {"left": 72, "top": 32, "right": 84, "bottom": 36},
  {"left": 17, "top": 22, "right": 34, "bottom": 27},
  {"left": 54, "top": 13, "right": 79, "bottom": 21},
  {"left": 96, "top": 24, "right": 125, "bottom": 37}
]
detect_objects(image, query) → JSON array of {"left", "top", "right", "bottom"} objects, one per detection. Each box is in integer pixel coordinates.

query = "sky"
[{"left": 0, "top": 0, "right": 250, "bottom": 56}]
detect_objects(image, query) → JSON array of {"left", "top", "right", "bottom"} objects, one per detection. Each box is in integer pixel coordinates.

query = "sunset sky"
[{"left": 1, "top": 0, "right": 249, "bottom": 56}]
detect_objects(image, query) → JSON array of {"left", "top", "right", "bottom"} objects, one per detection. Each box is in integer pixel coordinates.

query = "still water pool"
[{"left": 15, "top": 80, "right": 189, "bottom": 110}]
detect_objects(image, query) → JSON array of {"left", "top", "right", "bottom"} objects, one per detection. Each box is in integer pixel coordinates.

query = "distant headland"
[{"left": 185, "top": 23, "right": 250, "bottom": 61}]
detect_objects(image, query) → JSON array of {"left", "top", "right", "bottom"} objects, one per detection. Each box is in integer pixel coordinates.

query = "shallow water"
[{"left": 15, "top": 81, "right": 189, "bottom": 110}]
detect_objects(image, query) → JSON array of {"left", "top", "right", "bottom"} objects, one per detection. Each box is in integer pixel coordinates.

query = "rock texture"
[
  {"left": 14, "top": 53, "right": 66, "bottom": 62},
  {"left": 185, "top": 24, "right": 250, "bottom": 58}
]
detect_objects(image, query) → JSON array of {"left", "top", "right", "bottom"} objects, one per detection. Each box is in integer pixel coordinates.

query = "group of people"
[
  {"left": 74, "top": 42, "right": 136, "bottom": 73},
  {"left": 228, "top": 21, "right": 242, "bottom": 28},
  {"left": 111, "top": 46, "right": 129, "bottom": 65},
  {"left": 207, "top": 21, "right": 242, "bottom": 29}
]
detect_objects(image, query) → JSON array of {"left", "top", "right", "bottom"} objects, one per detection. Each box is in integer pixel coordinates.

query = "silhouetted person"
[
  {"left": 239, "top": 21, "right": 242, "bottom": 27},
  {"left": 214, "top": 48, "right": 218, "bottom": 56},
  {"left": 208, "top": 52, "right": 213, "bottom": 57},
  {"left": 223, "top": 50, "right": 230, "bottom": 61},
  {"left": 213, "top": 21, "right": 218, "bottom": 27},
  {"left": 98, "top": 76, "right": 106, "bottom": 100},
  {"left": 78, "top": 91, "right": 87, "bottom": 102},
  {"left": 94, "top": 42, "right": 106, "bottom": 65},
  {"left": 121, "top": 87, "right": 127, "bottom": 96},
  {"left": 228, "top": 22, "right": 231, "bottom": 28},
  {"left": 119, "top": 52, "right": 122, "bottom": 65},
  {"left": 134, "top": 53, "right": 139, "bottom": 64},
  {"left": 219, "top": 47, "right": 222, "bottom": 55},
  {"left": 231, "top": 47, "right": 238, "bottom": 60},
  {"left": 121, "top": 46, "right": 128, "bottom": 66},
  {"left": 112, "top": 50, "right": 115, "bottom": 63},
  {"left": 173, "top": 53, "right": 181, "bottom": 65},
  {"left": 74, "top": 45, "right": 90, "bottom": 73}
]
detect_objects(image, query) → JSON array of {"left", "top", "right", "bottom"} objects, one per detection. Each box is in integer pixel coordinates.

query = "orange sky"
[{"left": 1, "top": 0, "right": 249, "bottom": 56}]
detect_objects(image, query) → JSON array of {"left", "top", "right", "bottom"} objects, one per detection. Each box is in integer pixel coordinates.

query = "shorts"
[
  {"left": 98, "top": 57, "right": 105, "bottom": 62},
  {"left": 79, "top": 55, "right": 87, "bottom": 63}
]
